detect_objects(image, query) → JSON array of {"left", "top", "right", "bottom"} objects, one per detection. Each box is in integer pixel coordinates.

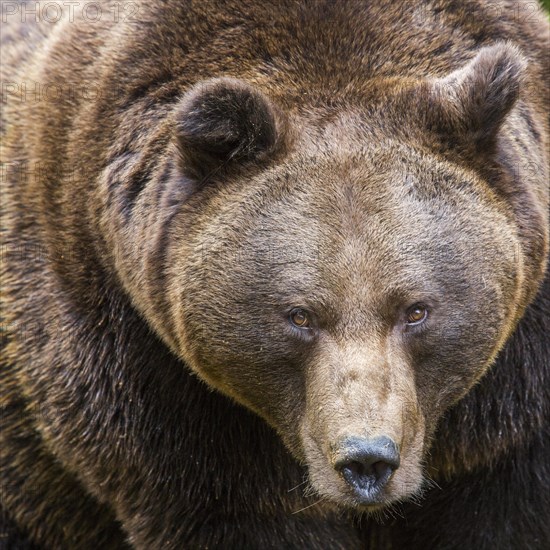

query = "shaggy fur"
[{"left": 1, "top": 1, "right": 549, "bottom": 548}]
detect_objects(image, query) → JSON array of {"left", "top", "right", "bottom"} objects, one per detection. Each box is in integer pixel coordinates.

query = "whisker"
[
  {"left": 292, "top": 497, "right": 326, "bottom": 515},
  {"left": 425, "top": 476, "right": 442, "bottom": 491},
  {"left": 302, "top": 482, "right": 318, "bottom": 499},
  {"left": 287, "top": 479, "right": 308, "bottom": 493}
]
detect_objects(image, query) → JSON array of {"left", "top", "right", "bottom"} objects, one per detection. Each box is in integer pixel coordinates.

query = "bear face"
[
  {"left": 168, "top": 146, "right": 523, "bottom": 510},
  {"left": 138, "top": 43, "right": 547, "bottom": 510}
]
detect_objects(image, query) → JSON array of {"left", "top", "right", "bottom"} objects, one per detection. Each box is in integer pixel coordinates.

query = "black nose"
[{"left": 334, "top": 436, "right": 400, "bottom": 503}]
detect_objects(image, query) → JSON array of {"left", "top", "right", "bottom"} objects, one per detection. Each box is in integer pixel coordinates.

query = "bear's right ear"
[{"left": 174, "top": 78, "right": 286, "bottom": 181}]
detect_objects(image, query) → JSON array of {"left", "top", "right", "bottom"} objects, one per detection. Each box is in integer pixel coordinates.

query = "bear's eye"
[
  {"left": 289, "top": 308, "right": 311, "bottom": 328},
  {"left": 406, "top": 304, "right": 428, "bottom": 325}
]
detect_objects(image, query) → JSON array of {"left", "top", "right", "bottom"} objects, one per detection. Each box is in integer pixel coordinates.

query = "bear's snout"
[{"left": 334, "top": 436, "right": 400, "bottom": 504}]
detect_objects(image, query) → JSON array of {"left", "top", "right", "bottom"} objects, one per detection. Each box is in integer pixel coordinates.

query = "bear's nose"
[{"left": 334, "top": 436, "right": 400, "bottom": 503}]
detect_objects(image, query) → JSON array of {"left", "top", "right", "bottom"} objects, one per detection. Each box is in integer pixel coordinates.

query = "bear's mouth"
[{"left": 300, "top": 422, "right": 426, "bottom": 510}]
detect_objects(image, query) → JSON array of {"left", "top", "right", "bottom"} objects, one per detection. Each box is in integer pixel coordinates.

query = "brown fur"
[{"left": 1, "top": 1, "right": 549, "bottom": 548}]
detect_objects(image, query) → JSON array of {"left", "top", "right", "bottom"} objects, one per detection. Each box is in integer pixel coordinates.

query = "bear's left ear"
[
  {"left": 174, "top": 77, "right": 287, "bottom": 181},
  {"left": 421, "top": 42, "right": 527, "bottom": 152}
]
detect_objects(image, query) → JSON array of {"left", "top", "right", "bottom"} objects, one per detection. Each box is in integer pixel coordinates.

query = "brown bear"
[{"left": 1, "top": 0, "right": 549, "bottom": 548}]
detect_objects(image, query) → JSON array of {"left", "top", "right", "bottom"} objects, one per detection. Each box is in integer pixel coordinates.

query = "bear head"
[{"left": 134, "top": 43, "right": 548, "bottom": 510}]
